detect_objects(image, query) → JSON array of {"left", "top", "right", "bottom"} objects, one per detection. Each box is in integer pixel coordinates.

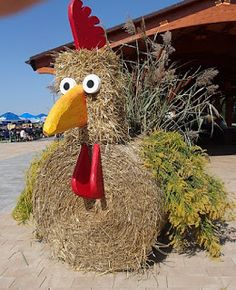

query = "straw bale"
[
  {"left": 32, "top": 48, "right": 165, "bottom": 272},
  {"left": 33, "top": 137, "right": 165, "bottom": 272},
  {"left": 53, "top": 48, "right": 129, "bottom": 144}
]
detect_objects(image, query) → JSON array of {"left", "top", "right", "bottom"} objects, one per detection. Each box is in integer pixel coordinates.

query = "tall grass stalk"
[{"left": 121, "top": 25, "right": 221, "bottom": 144}]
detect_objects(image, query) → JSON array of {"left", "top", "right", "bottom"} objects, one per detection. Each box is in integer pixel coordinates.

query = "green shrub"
[
  {"left": 142, "top": 130, "right": 229, "bottom": 257},
  {"left": 12, "top": 141, "right": 60, "bottom": 223}
]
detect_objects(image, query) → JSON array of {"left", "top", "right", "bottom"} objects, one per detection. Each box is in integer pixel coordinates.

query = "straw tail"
[{"left": 68, "top": 0, "right": 107, "bottom": 50}]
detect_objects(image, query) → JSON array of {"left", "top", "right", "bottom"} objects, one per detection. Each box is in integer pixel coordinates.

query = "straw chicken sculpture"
[{"left": 33, "top": 0, "right": 164, "bottom": 272}]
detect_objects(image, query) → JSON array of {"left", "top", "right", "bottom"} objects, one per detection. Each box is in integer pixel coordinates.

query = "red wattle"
[{"left": 71, "top": 144, "right": 105, "bottom": 199}]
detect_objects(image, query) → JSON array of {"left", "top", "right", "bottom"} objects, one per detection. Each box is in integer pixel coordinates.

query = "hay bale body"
[
  {"left": 33, "top": 48, "right": 164, "bottom": 272},
  {"left": 33, "top": 138, "right": 164, "bottom": 272}
]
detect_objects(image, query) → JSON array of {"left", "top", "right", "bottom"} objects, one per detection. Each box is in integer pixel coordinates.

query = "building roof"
[{"left": 26, "top": 0, "right": 236, "bottom": 72}]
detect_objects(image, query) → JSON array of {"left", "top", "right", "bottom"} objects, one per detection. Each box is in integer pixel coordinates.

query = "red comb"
[{"left": 68, "top": 0, "right": 106, "bottom": 50}]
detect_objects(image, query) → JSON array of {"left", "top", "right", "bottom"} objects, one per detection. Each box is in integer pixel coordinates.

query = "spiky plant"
[{"left": 122, "top": 22, "right": 221, "bottom": 144}]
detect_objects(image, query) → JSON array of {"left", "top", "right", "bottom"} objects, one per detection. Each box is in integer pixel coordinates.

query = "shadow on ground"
[
  {"left": 146, "top": 219, "right": 236, "bottom": 267},
  {"left": 205, "top": 145, "right": 236, "bottom": 156},
  {"left": 219, "top": 222, "right": 236, "bottom": 245},
  {"left": 146, "top": 224, "right": 173, "bottom": 266}
]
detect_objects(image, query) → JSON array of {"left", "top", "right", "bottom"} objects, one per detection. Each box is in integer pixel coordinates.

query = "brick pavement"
[
  {"left": 0, "top": 141, "right": 235, "bottom": 290},
  {"left": 0, "top": 140, "right": 52, "bottom": 161},
  {"left": 0, "top": 140, "right": 52, "bottom": 213}
]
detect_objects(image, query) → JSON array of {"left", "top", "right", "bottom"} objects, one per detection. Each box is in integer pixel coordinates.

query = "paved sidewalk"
[
  {"left": 0, "top": 141, "right": 235, "bottom": 290},
  {"left": 0, "top": 140, "right": 52, "bottom": 213},
  {"left": 0, "top": 140, "right": 52, "bottom": 161}
]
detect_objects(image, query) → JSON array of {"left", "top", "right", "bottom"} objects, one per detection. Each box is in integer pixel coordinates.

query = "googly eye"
[
  {"left": 82, "top": 74, "right": 101, "bottom": 94},
  {"left": 60, "top": 78, "right": 77, "bottom": 95}
]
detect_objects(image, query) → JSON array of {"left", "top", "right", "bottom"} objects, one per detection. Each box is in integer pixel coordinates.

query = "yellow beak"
[{"left": 43, "top": 85, "right": 88, "bottom": 136}]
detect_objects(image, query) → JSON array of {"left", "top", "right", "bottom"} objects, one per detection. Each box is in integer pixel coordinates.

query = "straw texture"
[
  {"left": 33, "top": 139, "right": 164, "bottom": 272},
  {"left": 53, "top": 48, "right": 129, "bottom": 144}
]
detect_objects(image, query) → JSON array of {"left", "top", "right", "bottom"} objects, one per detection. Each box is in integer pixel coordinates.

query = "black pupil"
[
  {"left": 63, "top": 82, "right": 70, "bottom": 91},
  {"left": 87, "top": 80, "right": 94, "bottom": 89}
]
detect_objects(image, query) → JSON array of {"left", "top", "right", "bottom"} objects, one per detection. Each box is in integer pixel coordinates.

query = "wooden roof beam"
[
  {"left": 36, "top": 67, "right": 55, "bottom": 75},
  {"left": 110, "top": 3, "right": 236, "bottom": 49},
  {"left": 26, "top": 0, "right": 236, "bottom": 74}
]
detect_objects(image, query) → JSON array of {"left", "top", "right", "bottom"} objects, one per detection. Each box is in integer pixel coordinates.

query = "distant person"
[
  {"left": 9, "top": 130, "right": 14, "bottom": 142},
  {"left": 25, "top": 127, "right": 33, "bottom": 141},
  {"left": 16, "top": 130, "right": 20, "bottom": 142},
  {"left": 3, "top": 130, "right": 9, "bottom": 141},
  {"left": 0, "top": 0, "right": 44, "bottom": 17},
  {"left": 0, "top": 129, "right": 3, "bottom": 141},
  {"left": 20, "top": 129, "right": 27, "bottom": 141}
]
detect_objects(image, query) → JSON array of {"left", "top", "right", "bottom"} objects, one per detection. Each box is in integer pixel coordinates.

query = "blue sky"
[{"left": 0, "top": 0, "right": 180, "bottom": 115}]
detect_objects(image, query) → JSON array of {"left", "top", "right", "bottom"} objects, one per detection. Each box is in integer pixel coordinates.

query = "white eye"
[
  {"left": 60, "top": 78, "right": 77, "bottom": 95},
  {"left": 83, "top": 74, "right": 101, "bottom": 94}
]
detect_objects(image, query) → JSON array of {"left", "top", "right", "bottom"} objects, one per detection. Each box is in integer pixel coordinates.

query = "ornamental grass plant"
[
  {"left": 122, "top": 26, "right": 221, "bottom": 144},
  {"left": 142, "top": 130, "right": 230, "bottom": 257}
]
